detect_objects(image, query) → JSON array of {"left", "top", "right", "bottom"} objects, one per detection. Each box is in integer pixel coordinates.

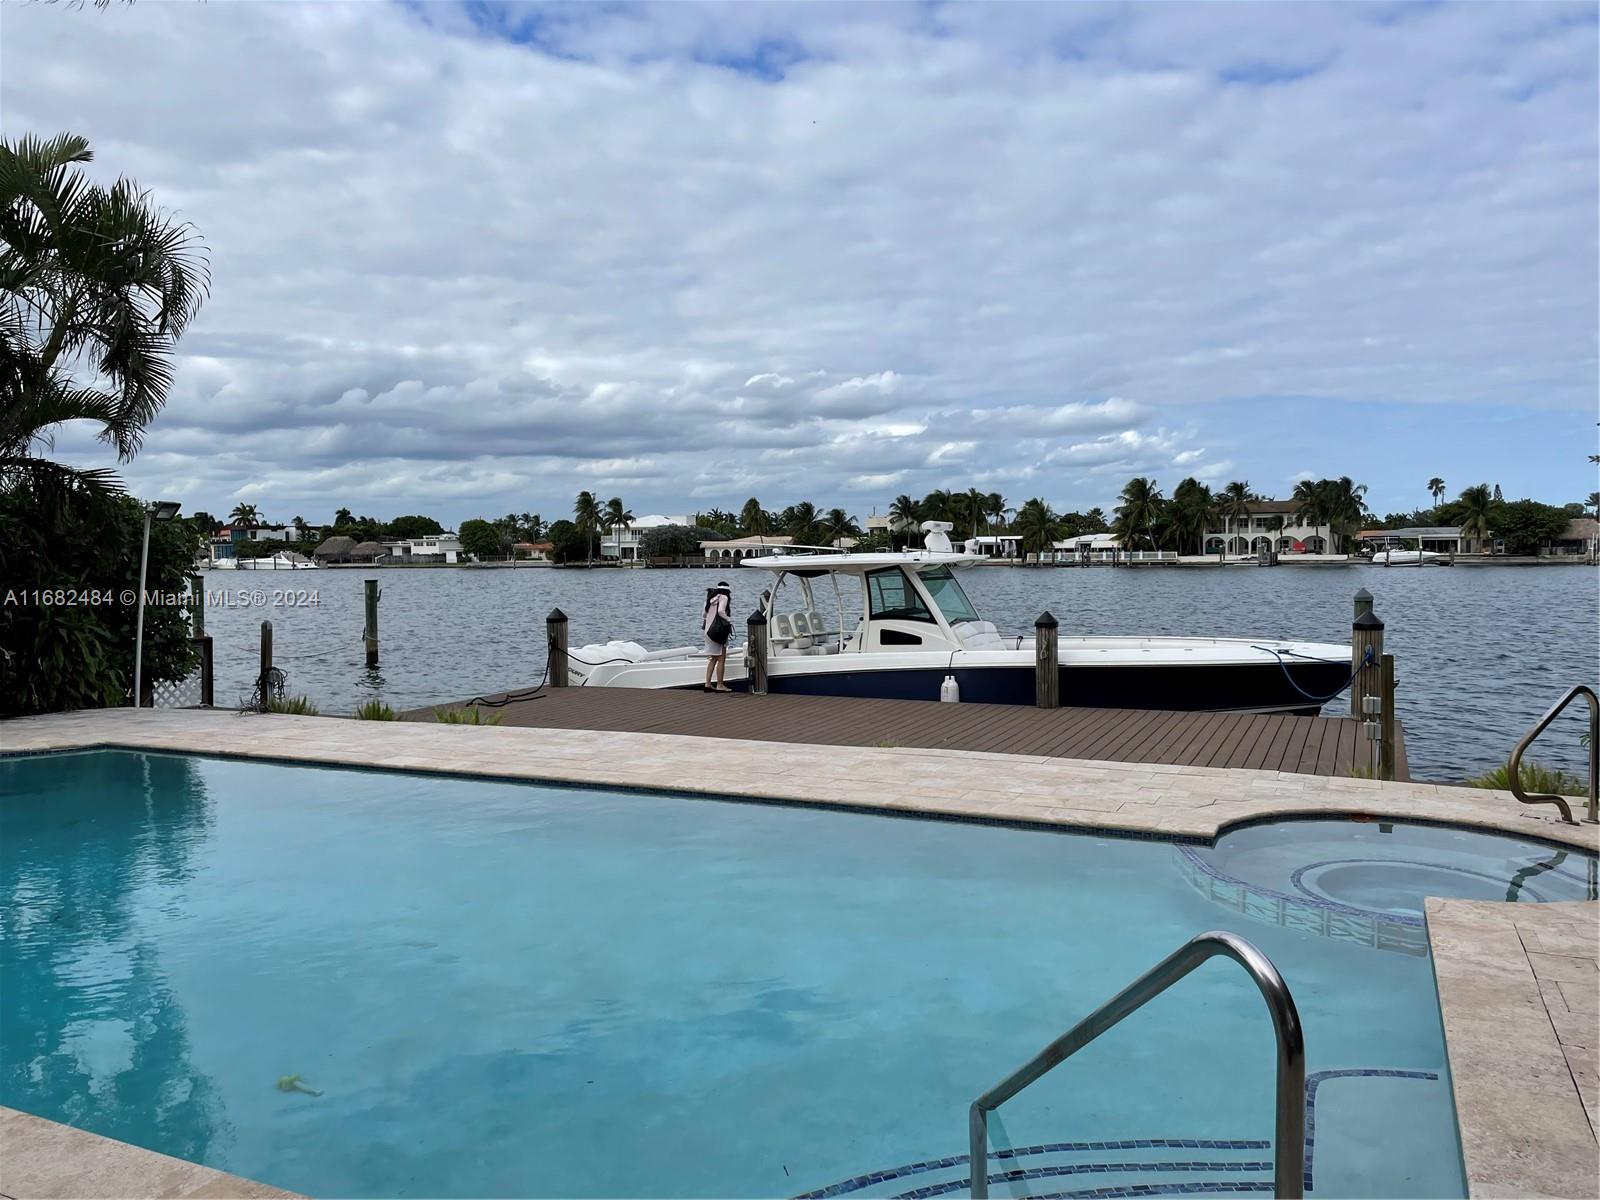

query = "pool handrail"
[
  {"left": 1506, "top": 684, "right": 1598, "bottom": 825},
  {"left": 967, "top": 930, "right": 1305, "bottom": 1199}
]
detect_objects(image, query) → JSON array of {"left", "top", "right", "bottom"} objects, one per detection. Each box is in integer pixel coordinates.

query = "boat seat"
[
  {"left": 770, "top": 613, "right": 796, "bottom": 645},
  {"left": 953, "top": 620, "right": 1007, "bottom": 651}
]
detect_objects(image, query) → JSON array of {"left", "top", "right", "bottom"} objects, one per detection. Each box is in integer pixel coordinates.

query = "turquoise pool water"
[{"left": 2, "top": 751, "right": 1593, "bottom": 1199}]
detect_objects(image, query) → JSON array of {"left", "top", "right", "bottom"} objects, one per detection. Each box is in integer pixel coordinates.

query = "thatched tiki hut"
[
  {"left": 349, "top": 541, "right": 388, "bottom": 563},
  {"left": 313, "top": 535, "right": 358, "bottom": 564}
]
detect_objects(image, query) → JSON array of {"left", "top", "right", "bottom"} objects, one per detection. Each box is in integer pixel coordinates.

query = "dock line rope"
[
  {"left": 1251, "top": 643, "right": 1373, "bottom": 703},
  {"left": 459, "top": 632, "right": 639, "bottom": 709}
]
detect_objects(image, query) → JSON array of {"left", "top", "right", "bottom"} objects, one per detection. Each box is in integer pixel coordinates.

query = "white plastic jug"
[{"left": 940, "top": 674, "right": 960, "bottom": 703}]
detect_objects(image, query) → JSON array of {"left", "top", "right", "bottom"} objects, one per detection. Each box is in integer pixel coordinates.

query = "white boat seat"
[
  {"left": 770, "top": 613, "right": 796, "bottom": 645},
  {"left": 953, "top": 620, "right": 1007, "bottom": 651}
]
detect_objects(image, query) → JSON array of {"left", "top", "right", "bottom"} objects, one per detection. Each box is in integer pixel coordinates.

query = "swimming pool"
[{"left": 2, "top": 750, "right": 1593, "bottom": 1198}]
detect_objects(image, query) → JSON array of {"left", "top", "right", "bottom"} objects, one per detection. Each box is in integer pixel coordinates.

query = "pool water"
[{"left": 2, "top": 751, "right": 1592, "bottom": 1198}]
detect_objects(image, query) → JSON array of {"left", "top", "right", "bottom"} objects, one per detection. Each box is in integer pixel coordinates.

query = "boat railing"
[
  {"left": 968, "top": 930, "right": 1305, "bottom": 1198},
  {"left": 1507, "top": 685, "right": 1598, "bottom": 825}
]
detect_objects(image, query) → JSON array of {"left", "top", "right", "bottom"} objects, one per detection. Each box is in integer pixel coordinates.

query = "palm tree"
[
  {"left": 228, "top": 502, "right": 260, "bottom": 527},
  {"left": 986, "top": 492, "right": 1009, "bottom": 533},
  {"left": 920, "top": 489, "right": 954, "bottom": 524},
  {"left": 1, "top": 132, "right": 209, "bottom": 494},
  {"left": 784, "top": 501, "right": 822, "bottom": 546},
  {"left": 1291, "top": 479, "right": 1327, "bottom": 552},
  {"left": 1457, "top": 483, "right": 1494, "bottom": 549},
  {"left": 1588, "top": 491, "right": 1599, "bottom": 520},
  {"left": 573, "top": 491, "right": 600, "bottom": 566},
  {"left": 1218, "top": 480, "right": 1252, "bottom": 556},
  {"left": 1322, "top": 476, "right": 1369, "bottom": 553},
  {"left": 1428, "top": 477, "right": 1446, "bottom": 511},
  {"left": 825, "top": 507, "right": 861, "bottom": 547},
  {"left": 1169, "top": 478, "right": 1218, "bottom": 555},
  {"left": 604, "top": 496, "right": 633, "bottom": 559},
  {"left": 889, "top": 493, "right": 921, "bottom": 548},
  {"left": 334, "top": 506, "right": 354, "bottom": 526},
  {"left": 959, "top": 487, "right": 987, "bottom": 542},
  {"left": 739, "top": 497, "right": 768, "bottom": 536},
  {"left": 1112, "top": 477, "right": 1164, "bottom": 550},
  {"left": 1014, "top": 497, "right": 1061, "bottom": 561}
]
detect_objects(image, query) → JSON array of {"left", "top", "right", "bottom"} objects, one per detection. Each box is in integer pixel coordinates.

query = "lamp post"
[{"left": 133, "top": 500, "right": 182, "bottom": 707}]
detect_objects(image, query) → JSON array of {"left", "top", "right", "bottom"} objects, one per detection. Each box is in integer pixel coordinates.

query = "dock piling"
[
  {"left": 258, "top": 620, "right": 273, "bottom": 707},
  {"left": 1380, "top": 652, "right": 1397, "bottom": 781},
  {"left": 747, "top": 611, "right": 769, "bottom": 696},
  {"left": 547, "top": 608, "right": 569, "bottom": 687},
  {"left": 1035, "top": 611, "right": 1060, "bottom": 709},
  {"left": 1353, "top": 588, "right": 1373, "bottom": 620},
  {"left": 1350, "top": 606, "right": 1384, "bottom": 720},
  {"left": 363, "top": 579, "right": 380, "bottom": 668}
]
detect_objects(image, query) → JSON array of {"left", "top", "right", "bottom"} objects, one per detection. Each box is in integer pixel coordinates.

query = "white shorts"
[{"left": 703, "top": 636, "right": 727, "bottom": 657}]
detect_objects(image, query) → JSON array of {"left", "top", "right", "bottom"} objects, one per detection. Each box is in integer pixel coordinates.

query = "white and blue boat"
[{"left": 569, "top": 524, "right": 1353, "bottom": 713}]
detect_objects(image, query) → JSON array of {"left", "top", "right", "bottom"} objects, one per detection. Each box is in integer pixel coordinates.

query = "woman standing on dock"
[{"left": 702, "top": 581, "right": 733, "bottom": 692}]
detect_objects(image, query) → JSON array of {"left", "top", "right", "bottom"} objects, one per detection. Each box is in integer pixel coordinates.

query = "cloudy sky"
[{"left": 4, "top": 0, "right": 1596, "bottom": 526}]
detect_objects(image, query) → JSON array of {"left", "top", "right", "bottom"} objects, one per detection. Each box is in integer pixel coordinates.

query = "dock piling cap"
[
  {"left": 1354, "top": 587, "right": 1372, "bottom": 602},
  {"left": 547, "top": 607, "right": 568, "bottom": 623},
  {"left": 1352, "top": 609, "right": 1384, "bottom": 630},
  {"left": 1035, "top": 610, "right": 1059, "bottom": 629}
]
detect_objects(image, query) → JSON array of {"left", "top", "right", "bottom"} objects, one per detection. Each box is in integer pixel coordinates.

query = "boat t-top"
[{"left": 568, "top": 523, "right": 1353, "bottom": 714}]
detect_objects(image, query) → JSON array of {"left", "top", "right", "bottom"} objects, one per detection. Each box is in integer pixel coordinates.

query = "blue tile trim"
[
  {"left": 1301, "top": 1068, "right": 1438, "bottom": 1192},
  {"left": 792, "top": 1068, "right": 1442, "bottom": 1199},
  {"left": 1027, "top": 1184, "right": 1276, "bottom": 1198},
  {"left": 789, "top": 1141, "right": 1270, "bottom": 1200},
  {"left": 1175, "top": 845, "right": 1426, "bottom": 927},
  {"left": 891, "top": 1161, "right": 1274, "bottom": 1200}
]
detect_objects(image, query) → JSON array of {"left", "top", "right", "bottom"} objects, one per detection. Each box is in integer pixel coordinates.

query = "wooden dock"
[{"left": 413, "top": 688, "right": 1407, "bottom": 780}]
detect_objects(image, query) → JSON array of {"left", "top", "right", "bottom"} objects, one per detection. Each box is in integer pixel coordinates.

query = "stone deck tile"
[
  {"left": 1427, "top": 900, "right": 1600, "bottom": 1198},
  {"left": 0, "top": 1108, "right": 299, "bottom": 1200}
]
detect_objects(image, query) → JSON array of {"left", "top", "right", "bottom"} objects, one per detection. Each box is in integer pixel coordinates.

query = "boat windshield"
[{"left": 918, "top": 566, "right": 980, "bottom": 624}]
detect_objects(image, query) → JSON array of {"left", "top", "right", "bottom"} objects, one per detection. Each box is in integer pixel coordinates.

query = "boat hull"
[{"left": 742, "top": 659, "right": 1348, "bottom": 714}]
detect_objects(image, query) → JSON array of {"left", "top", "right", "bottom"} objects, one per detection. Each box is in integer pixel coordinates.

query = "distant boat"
[
  {"left": 1371, "top": 548, "right": 1448, "bottom": 566},
  {"left": 233, "top": 550, "right": 318, "bottom": 571}
]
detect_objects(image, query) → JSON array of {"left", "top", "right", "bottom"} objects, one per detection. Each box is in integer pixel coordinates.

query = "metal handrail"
[
  {"left": 968, "top": 930, "right": 1305, "bottom": 1199},
  {"left": 1507, "top": 685, "right": 1599, "bottom": 825}
]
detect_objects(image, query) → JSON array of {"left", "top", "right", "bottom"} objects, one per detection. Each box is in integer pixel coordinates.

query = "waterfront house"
[
  {"left": 603, "top": 514, "right": 690, "bottom": 561},
  {"left": 513, "top": 541, "right": 553, "bottom": 562},
  {"left": 381, "top": 532, "right": 462, "bottom": 564},
  {"left": 963, "top": 533, "right": 1022, "bottom": 559},
  {"left": 701, "top": 535, "right": 793, "bottom": 561},
  {"left": 312, "top": 535, "right": 358, "bottom": 564},
  {"left": 1542, "top": 517, "right": 1598, "bottom": 559},
  {"left": 1203, "top": 500, "right": 1332, "bottom": 555},
  {"left": 1355, "top": 526, "right": 1491, "bottom": 556}
]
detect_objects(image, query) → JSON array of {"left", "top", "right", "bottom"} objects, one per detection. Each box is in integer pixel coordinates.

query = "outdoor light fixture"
[{"left": 133, "top": 499, "right": 182, "bottom": 707}]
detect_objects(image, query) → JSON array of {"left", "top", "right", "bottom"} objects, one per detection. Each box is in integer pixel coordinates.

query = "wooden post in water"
[
  {"left": 547, "top": 608, "right": 569, "bottom": 687},
  {"left": 197, "top": 635, "right": 214, "bottom": 708},
  {"left": 363, "top": 579, "right": 380, "bottom": 668},
  {"left": 189, "top": 573, "right": 206, "bottom": 638},
  {"left": 747, "top": 611, "right": 769, "bottom": 696},
  {"left": 1350, "top": 608, "right": 1384, "bottom": 719},
  {"left": 1035, "top": 611, "right": 1059, "bottom": 709},
  {"left": 1380, "top": 652, "right": 1397, "bottom": 780},
  {"left": 258, "top": 620, "right": 273, "bottom": 709}
]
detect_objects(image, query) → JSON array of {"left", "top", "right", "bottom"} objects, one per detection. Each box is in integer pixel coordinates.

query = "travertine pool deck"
[
  {"left": 2, "top": 706, "right": 1596, "bottom": 1199},
  {"left": 1427, "top": 900, "right": 1598, "bottom": 1198}
]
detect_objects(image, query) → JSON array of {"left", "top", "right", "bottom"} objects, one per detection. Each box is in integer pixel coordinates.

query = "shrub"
[
  {"left": 1470, "top": 760, "right": 1585, "bottom": 797},
  {"left": 0, "top": 484, "right": 201, "bottom": 715},
  {"left": 434, "top": 705, "right": 504, "bottom": 726},
  {"left": 354, "top": 699, "right": 398, "bottom": 720},
  {"left": 266, "top": 694, "right": 320, "bottom": 716}
]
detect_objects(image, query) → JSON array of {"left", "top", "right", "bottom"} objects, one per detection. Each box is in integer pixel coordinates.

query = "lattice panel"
[{"left": 152, "top": 673, "right": 202, "bottom": 709}]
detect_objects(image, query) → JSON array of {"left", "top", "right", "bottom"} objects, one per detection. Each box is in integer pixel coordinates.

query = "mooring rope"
[{"left": 1251, "top": 643, "right": 1373, "bottom": 703}]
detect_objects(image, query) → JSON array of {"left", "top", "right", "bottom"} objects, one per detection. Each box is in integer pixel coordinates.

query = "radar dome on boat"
[{"left": 920, "top": 520, "right": 954, "bottom": 553}]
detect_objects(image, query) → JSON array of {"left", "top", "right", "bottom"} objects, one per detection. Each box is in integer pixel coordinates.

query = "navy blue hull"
[{"left": 738, "top": 660, "right": 1349, "bottom": 715}]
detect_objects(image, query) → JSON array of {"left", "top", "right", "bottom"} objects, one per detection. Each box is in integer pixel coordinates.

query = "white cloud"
[{"left": 5, "top": 1, "right": 1593, "bottom": 523}]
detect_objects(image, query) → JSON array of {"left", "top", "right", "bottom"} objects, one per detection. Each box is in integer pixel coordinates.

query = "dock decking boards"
[{"left": 411, "top": 687, "right": 1408, "bottom": 780}]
